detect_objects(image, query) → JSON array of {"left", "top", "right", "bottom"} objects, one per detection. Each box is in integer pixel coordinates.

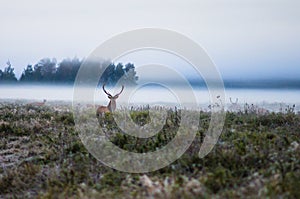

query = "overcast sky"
[{"left": 0, "top": 0, "right": 299, "bottom": 80}]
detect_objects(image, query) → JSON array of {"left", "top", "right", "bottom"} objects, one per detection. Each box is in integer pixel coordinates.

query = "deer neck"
[{"left": 108, "top": 99, "right": 116, "bottom": 112}]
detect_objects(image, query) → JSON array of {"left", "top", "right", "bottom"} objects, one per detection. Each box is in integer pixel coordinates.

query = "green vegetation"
[{"left": 0, "top": 102, "right": 299, "bottom": 198}]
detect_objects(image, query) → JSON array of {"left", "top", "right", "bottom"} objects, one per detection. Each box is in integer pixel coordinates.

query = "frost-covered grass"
[{"left": 0, "top": 102, "right": 299, "bottom": 198}]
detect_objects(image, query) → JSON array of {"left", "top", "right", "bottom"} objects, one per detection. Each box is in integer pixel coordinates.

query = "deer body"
[
  {"left": 96, "top": 99, "right": 116, "bottom": 115},
  {"left": 29, "top": 99, "right": 47, "bottom": 106},
  {"left": 96, "top": 84, "right": 124, "bottom": 117}
]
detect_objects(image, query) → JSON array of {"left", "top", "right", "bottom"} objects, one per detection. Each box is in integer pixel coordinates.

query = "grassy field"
[{"left": 0, "top": 102, "right": 299, "bottom": 198}]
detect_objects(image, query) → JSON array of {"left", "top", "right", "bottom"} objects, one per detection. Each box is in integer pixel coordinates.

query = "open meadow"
[{"left": 0, "top": 101, "right": 299, "bottom": 198}]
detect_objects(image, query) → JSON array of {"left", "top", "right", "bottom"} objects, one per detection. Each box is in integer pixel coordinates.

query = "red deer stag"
[
  {"left": 96, "top": 84, "right": 124, "bottom": 117},
  {"left": 29, "top": 99, "right": 47, "bottom": 106}
]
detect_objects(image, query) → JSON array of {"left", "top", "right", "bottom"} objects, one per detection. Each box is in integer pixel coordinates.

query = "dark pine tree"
[{"left": 0, "top": 60, "right": 18, "bottom": 83}]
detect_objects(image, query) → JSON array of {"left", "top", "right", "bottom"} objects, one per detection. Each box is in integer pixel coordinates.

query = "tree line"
[{"left": 0, "top": 58, "right": 138, "bottom": 86}]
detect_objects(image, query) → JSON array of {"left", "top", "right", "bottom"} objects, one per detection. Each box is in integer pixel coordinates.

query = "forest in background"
[
  {"left": 2, "top": 58, "right": 300, "bottom": 89},
  {"left": 0, "top": 58, "right": 138, "bottom": 86}
]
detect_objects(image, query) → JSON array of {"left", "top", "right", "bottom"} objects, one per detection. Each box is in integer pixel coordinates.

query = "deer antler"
[
  {"left": 102, "top": 84, "right": 112, "bottom": 97},
  {"left": 230, "top": 97, "right": 238, "bottom": 104},
  {"left": 102, "top": 84, "right": 124, "bottom": 97},
  {"left": 115, "top": 85, "right": 124, "bottom": 97}
]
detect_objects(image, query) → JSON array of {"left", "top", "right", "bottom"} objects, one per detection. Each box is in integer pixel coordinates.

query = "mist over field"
[{"left": 1, "top": 1, "right": 300, "bottom": 198}]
